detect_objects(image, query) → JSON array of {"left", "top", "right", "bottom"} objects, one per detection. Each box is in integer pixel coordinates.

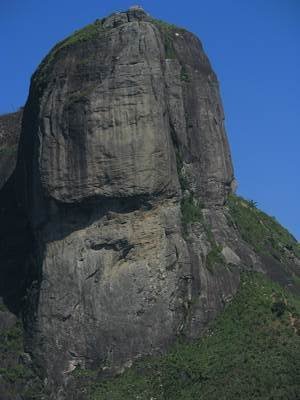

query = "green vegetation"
[
  {"left": 180, "top": 66, "right": 190, "bottom": 82},
  {"left": 0, "top": 320, "right": 23, "bottom": 354},
  {"left": 181, "top": 194, "right": 203, "bottom": 226},
  {"left": 206, "top": 243, "right": 224, "bottom": 272},
  {"left": 34, "top": 15, "right": 185, "bottom": 89},
  {"left": 175, "top": 150, "right": 188, "bottom": 192},
  {"left": 73, "top": 272, "right": 300, "bottom": 399},
  {"left": 175, "top": 150, "right": 223, "bottom": 271},
  {"left": 0, "top": 310, "right": 28, "bottom": 393},
  {"left": 0, "top": 364, "right": 34, "bottom": 383},
  {"left": 180, "top": 193, "right": 224, "bottom": 271},
  {"left": 227, "top": 194, "right": 300, "bottom": 261},
  {"left": 175, "top": 149, "right": 202, "bottom": 227},
  {"left": 0, "top": 304, "right": 45, "bottom": 399},
  {"left": 161, "top": 32, "right": 176, "bottom": 59},
  {"left": 33, "top": 15, "right": 186, "bottom": 93},
  {"left": 33, "top": 19, "right": 106, "bottom": 87},
  {"left": 203, "top": 221, "right": 225, "bottom": 272},
  {"left": 64, "top": 87, "right": 95, "bottom": 110},
  {"left": 0, "top": 144, "right": 17, "bottom": 156},
  {"left": 152, "top": 19, "right": 183, "bottom": 32},
  {"left": 152, "top": 19, "right": 185, "bottom": 59},
  {"left": 56, "top": 19, "right": 105, "bottom": 48}
]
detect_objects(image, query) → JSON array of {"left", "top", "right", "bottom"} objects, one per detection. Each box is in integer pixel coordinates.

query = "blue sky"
[{"left": 1, "top": 0, "right": 299, "bottom": 239}]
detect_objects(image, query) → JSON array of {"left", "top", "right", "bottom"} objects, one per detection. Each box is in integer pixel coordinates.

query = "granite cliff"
[{"left": 0, "top": 8, "right": 299, "bottom": 400}]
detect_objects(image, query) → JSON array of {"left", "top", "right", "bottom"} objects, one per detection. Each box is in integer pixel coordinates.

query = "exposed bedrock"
[
  {"left": 0, "top": 109, "right": 23, "bottom": 190},
  {"left": 8, "top": 8, "right": 298, "bottom": 398},
  {"left": 19, "top": 8, "right": 233, "bottom": 214}
]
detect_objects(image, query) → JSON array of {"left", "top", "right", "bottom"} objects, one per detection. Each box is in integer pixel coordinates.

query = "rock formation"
[
  {"left": 0, "top": 8, "right": 299, "bottom": 399},
  {"left": 0, "top": 109, "right": 23, "bottom": 190}
]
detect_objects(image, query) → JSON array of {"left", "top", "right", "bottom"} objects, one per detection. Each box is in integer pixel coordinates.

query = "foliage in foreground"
[
  {"left": 74, "top": 272, "right": 300, "bottom": 400},
  {"left": 0, "top": 305, "right": 44, "bottom": 399}
]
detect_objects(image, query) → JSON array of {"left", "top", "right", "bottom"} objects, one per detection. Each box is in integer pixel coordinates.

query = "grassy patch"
[
  {"left": 0, "top": 304, "right": 45, "bottom": 398},
  {"left": 181, "top": 194, "right": 203, "bottom": 226},
  {"left": 34, "top": 15, "right": 184, "bottom": 89},
  {"left": 33, "top": 19, "right": 106, "bottom": 88},
  {"left": 206, "top": 243, "right": 224, "bottom": 272},
  {"left": 227, "top": 194, "right": 300, "bottom": 261},
  {"left": 0, "top": 364, "right": 34, "bottom": 383},
  {"left": 0, "top": 320, "right": 23, "bottom": 354},
  {"left": 152, "top": 19, "right": 185, "bottom": 59},
  {"left": 0, "top": 145, "right": 17, "bottom": 156},
  {"left": 74, "top": 272, "right": 300, "bottom": 399},
  {"left": 32, "top": 16, "right": 185, "bottom": 92},
  {"left": 151, "top": 19, "right": 182, "bottom": 31},
  {"left": 203, "top": 223, "right": 225, "bottom": 272},
  {"left": 180, "top": 66, "right": 190, "bottom": 82}
]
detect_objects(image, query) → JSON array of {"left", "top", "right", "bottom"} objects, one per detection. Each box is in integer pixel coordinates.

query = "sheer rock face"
[
  {"left": 8, "top": 10, "right": 243, "bottom": 394},
  {"left": 16, "top": 10, "right": 235, "bottom": 391},
  {"left": 6, "top": 8, "right": 297, "bottom": 399},
  {"left": 0, "top": 12, "right": 299, "bottom": 400},
  {"left": 19, "top": 10, "right": 233, "bottom": 215}
]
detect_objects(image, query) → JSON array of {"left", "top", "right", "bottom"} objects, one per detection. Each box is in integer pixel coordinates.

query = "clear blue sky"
[{"left": 1, "top": 0, "right": 299, "bottom": 239}]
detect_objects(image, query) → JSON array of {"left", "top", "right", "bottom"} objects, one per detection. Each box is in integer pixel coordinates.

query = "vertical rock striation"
[
  {"left": 16, "top": 10, "right": 235, "bottom": 393},
  {"left": 0, "top": 8, "right": 296, "bottom": 399}
]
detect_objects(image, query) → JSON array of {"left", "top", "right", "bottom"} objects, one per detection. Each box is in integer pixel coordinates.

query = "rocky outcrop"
[
  {"left": 19, "top": 9, "right": 233, "bottom": 215},
  {"left": 0, "top": 7, "right": 299, "bottom": 399},
  {"left": 17, "top": 10, "right": 236, "bottom": 392},
  {"left": 0, "top": 109, "right": 35, "bottom": 315},
  {"left": 0, "top": 110, "right": 23, "bottom": 189}
]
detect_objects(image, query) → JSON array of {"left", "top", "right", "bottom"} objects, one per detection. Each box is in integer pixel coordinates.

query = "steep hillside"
[
  {"left": 0, "top": 7, "right": 299, "bottom": 399},
  {"left": 73, "top": 272, "right": 300, "bottom": 400}
]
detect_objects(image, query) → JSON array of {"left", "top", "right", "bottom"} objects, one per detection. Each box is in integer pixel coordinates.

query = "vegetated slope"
[
  {"left": 227, "top": 195, "right": 300, "bottom": 293},
  {"left": 0, "top": 303, "right": 44, "bottom": 400},
  {"left": 227, "top": 195, "right": 300, "bottom": 261},
  {"left": 69, "top": 194, "right": 300, "bottom": 400},
  {"left": 72, "top": 271, "right": 300, "bottom": 400}
]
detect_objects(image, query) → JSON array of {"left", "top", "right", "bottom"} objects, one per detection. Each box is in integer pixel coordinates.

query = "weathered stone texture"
[
  {"left": 20, "top": 13, "right": 233, "bottom": 211},
  {"left": 15, "top": 11, "right": 237, "bottom": 393},
  {"left": 0, "top": 8, "right": 296, "bottom": 399},
  {"left": 0, "top": 109, "right": 23, "bottom": 189}
]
